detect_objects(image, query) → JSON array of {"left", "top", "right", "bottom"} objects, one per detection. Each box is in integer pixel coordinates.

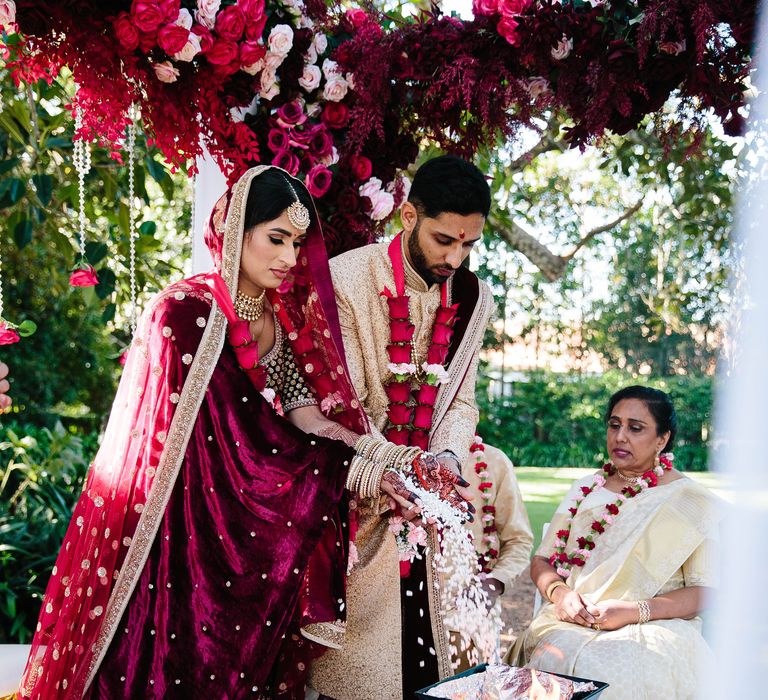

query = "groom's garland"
[
  {"left": 549, "top": 454, "right": 674, "bottom": 578},
  {"left": 381, "top": 233, "right": 459, "bottom": 451}
]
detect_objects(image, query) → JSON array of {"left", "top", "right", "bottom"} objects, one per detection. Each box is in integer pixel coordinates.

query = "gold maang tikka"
[{"left": 283, "top": 177, "right": 311, "bottom": 231}]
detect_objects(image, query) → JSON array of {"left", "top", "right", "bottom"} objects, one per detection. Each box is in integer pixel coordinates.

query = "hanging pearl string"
[
  {"left": 0, "top": 241, "right": 4, "bottom": 320},
  {"left": 126, "top": 104, "right": 138, "bottom": 333},
  {"left": 72, "top": 106, "right": 91, "bottom": 260}
]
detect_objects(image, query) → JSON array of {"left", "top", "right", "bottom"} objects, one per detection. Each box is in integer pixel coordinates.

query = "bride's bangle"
[{"left": 545, "top": 580, "right": 568, "bottom": 602}]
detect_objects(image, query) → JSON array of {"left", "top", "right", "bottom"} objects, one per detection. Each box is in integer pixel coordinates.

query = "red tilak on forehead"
[{"left": 459, "top": 229, "right": 465, "bottom": 239}]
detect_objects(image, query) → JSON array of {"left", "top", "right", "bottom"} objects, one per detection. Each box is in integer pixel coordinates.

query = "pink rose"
[
  {"left": 526, "top": 76, "right": 550, "bottom": 99},
  {"left": 306, "top": 164, "right": 332, "bottom": 198},
  {"left": 313, "top": 32, "right": 328, "bottom": 55},
  {"left": 69, "top": 264, "right": 99, "bottom": 287},
  {"left": 498, "top": 0, "right": 529, "bottom": 16},
  {"left": 0, "top": 1, "right": 16, "bottom": 30},
  {"left": 206, "top": 38, "right": 239, "bottom": 65},
  {"left": 0, "top": 322, "right": 20, "bottom": 346},
  {"left": 276, "top": 100, "right": 306, "bottom": 127},
  {"left": 194, "top": 0, "right": 221, "bottom": 30},
  {"left": 472, "top": 0, "right": 498, "bottom": 17},
  {"left": 271, "top": 149, "right": 300, "bottom": 175},
  {"left": 268, "top": 24, "right": 294, "bottom": 56},
  {"left": 215, "top": 5, "right": 246, "bottom": 41},
  {"left": 240, "top": 40, "right": 266, "bottom": 68},
  {"left": 158, "top": 23, "right": 190, "bottom": 55},
  {"left": 388, "top": 515, "right": 405, "bottom": 534},
  {"left": 118, "top": 350, "right": 129, "bottom": 366},
  {"left": 234, "top": 342, "right": 260, "bottom": 369},
  {"left": 131, "top": 1, "right": 164, "bottom": 34},
  {"left": 369, "top": 189, "right": 395, "bottom": 221},
  {"left": 174, "top": 33, "right": 202, "bottom": 62},
  {"left": 659, "top": 40, "right": 686, "bottom": 55},
  {"left": 406, "top": 525, "right": 427, "bottom": 547},
  {"left": 259, "top": 66, "right": 279, "bottom": 100},
  {"left": 153, "top": 60, "right": 180, "bottom": 82},
  {"left": 114, "top": 12, "right": 140, "bottom": 51},
  {"left": 298, "top": 64, "right": 321, "bottom": 92},
  {"left": 497, "top": 17, "right": 521, "bottom": 46},
  {"left": 267, "top": 128, "right": 290, "bottom": 153},
  {"left": 323, "top": 75, "right": 349, "bottom": 103},
  {"left": 345, "top": 8, "right": 369, "bottom": 30},
  {"left": 359, "top": 176, "right": 382, "bottom": 200},
  {"left": 321, "top": 102, "right": 349, "bottom": 129},
  {"left": 350, "top": 155, "right": 372, "bottom": 181},
  {"left": 174, "top": 7, "right": 192, "bottom": 29},
  {"left": 551, "top": 35, "right": 573, "bottom": 61},
  {"left": 309, "top": 125, "right": 333, "bottom": 158},
  {"left": 228, "top": 320, "right": 253, "bottom": 347},
  {"left": 244, "top": 13, "right": 268, "bottom": 40},
  {"left": 158, "top": 0, "right": 180, "bottom": 22},
  {"left": 192, "top": 24, "right": 214, "bottom": 53},
  {"left": 239, "top": 0, "right": 265, "bottom": 20}
]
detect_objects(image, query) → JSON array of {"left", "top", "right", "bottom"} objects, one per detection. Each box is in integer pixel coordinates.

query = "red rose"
[
  {"left": 390, "top": 319, "right": 415, "bottom": 343},
  {"left": 228, "top": 320, "right": 252, "bottom": 347},
  {"left": 585, "top": 539, "right": 595, "bottom": 550},
  {"left": 345, "top": 8, "right": 369, "bottom": 30},
  {"left": 386, "top": 295, "right": 410, "bottom": 320},
  {"left": 306, "top": 164, "right": 332, "bottom": 198},
  {"left": 580, "top": 486, "right": 592, "bottom": 496},
  {"left": 385, "top": 427, "right": 410, "bottom": 446},
  {"left": 240, "top": 40, "right": 266, "bottom": 67},
  {"left": 192, "top": 24, "right": 214, "bottom": 53},
  {"left": 69, "top": 264, "right": 99, "bottom": 287},
  {"left": 412, "top": 405, "right": 434, "bottom": 430},
  {"left": 472, "top": 0, "right": 499, "bottom": 17},
  {"left": 276, "top": 100, "right": 307, "bottom": 128},
  {"left": 399, "top": 560, "right": 412, "bottom": 577},
  {"left": 435, "top": 305, "right": 458, "bottom": 325},
  {"left": 158, "top": 0, "right": 180, "bottom": 22},
  {"left": 387, "top": 403, "right": 413, "bottom": 427},
  {"left": 244, "top": 13, "right": 268, "bottom": 40},
  {"left": 645, "top": 471, "right": 658, "bottom": 487},
  {"left": 498, "top": 0, "right": 530, "bottom": 17},
  {"left": 114, "top": 12, "right": 140, "bottom": 51},
  {"left": 606, "top": 503, "right": 620, "bottom": 515},
  {"left": 215, "top": 5, "right": 246, "bottom": 41},
  {"left": 321, "top": 102, "right": 349, "bottom": 129},
  {"left": 271, "top": 149, "right": 300, "bottom": 176},
  {"left": 234, "top": 342, "right": 259, "bottom": 369},
  {"left": 570, "top": 555, "right": 585, "bottom": 567},
  {"left": 131, "top": 1, "right": 164, "bottom": 33},
  {"left": 591, "top": 520, "right": 605, "bottom": 534},
  {"left": 309, "top": 126, "right": 334, "bottom": 159},
  {"left": 158, "top": 23, "right": 190, "bottom": 54},
  {"left": 431, "top": 324, "right": 453, "bottom": 346},
  {"left": 239, "top": 0, "right": 265, "bottom": 21},
  {"left": 487, "top": 548, "right": 499, "bottom": 558},
  {"left": 416, "top": 384, "right": 438, "bottom": 405},
  {"left": 0, "top": 322, "right": 20, "bottom": 346},
  {"left": 410, "top": 431, "right": 429, "bottom": 450},
  {"left": 387, "top": 343, "right": 412, "bottom": 364},
  {"left": 426, "top": 344, "right": 449, "bottom": 365},
  {"left": 267, "top": 128, "right": 290, "bottom": 153},
  {"left": 385, "top": 381, "right": 412, "bottom": 404},
  {"left": 206, "top": 38, "right": 239, "bottom": 65},
  {"left": 556, "top": 529, "right": 570, "bottom": 540},
  {"left": 497, "top": 16, "right": 521, "bottom": 46},
  {"left": 350, "top": 155, "right": 373, "bottom": 181}
]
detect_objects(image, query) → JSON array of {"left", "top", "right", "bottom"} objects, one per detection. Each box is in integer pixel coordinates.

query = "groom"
[{"left": 310, "top": 155, "right": 495, "bottom": 698}]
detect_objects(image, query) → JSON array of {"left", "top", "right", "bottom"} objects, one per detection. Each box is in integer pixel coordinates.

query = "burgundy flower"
[
  {"left": 114, "top": 12, "right": 140, "bottom": 51},
  {"left": 321, "top": 102, "right": 349, "bottom": 129},
  {"left": 557, "top": 529, "right": 571, "bottom": 540},
  {"left": 416, "top": 384, "right": 438, "bottom": 405},
  {"left": 385, "top": 381, "right": 412, "bottom": 404},
  {"left": 351, "top": 155, "right": 373, "bottom": 181},
  {"left": 386, "top": 295, "right": 410, "bottom": 319},
  {"left": 410, "top": 430, "right": 429, "bottom": 450},
  {"left": 309, "top": 125, "right": 333, "bottom": 158},
  {"left": 206, "top": 38, "right": 239, "bottom": 65},
  {"left": 576, "top": 536, "right": 587, "bottom": 549},
  {"left": 337, "top": 189, "right": 360, "bottom": 214},
  {"left": 592, "top": 520, "right": 605, "bottom": 534},
  {"left": 306, "top": 164, "right": 332, "bottom": 198},
  {"left": 0, "top": 322, "right": 20, "bottom": 346},
  {"left": 158, "top": 23, "right": 190, "bottom": 55},
  {"left": 482, "top": 505, "right": 496, "bottom": 514},
  {"left": 267, "top": 128, "right": 290, "bottom": 153},
  {"left": 131, "top": 1, "right": 164, "bottom": 34},
  {"left": 215, "top": 5, "right": 246, "bottom": 41},
  {"left": 412, "top": 404, "right": 434, "bottom": 430},
  {"left": 276, "top": 100, "right": 307, "bottom": 128},
  {"left": 387, "top": 403, "right": 413, "bottom": 427},
  {"left": 69, "top": 264, "right": 99, "bottom": 287},
  {"left": 580, "top": 485, "right": 592, "bottom": 496},
  {"left": 568, "top": 507, "right": 578, "bottom": 516},
  {"left": 387, "top": 343, "right": 412, "bottom": 364},
  {"left": 557, "top": 552, "right": 568, "bottom": 563},
  {"left": 606, "top": 503, "right": 620, "bottom": 515},
  {"left": 390, "top": 319, "right": 415, "bottom": 343},
  {"left": 426, "top": 344, "right": 449, "bottom": 365},
  {"left": 271, "top": 148, "right": 300, "bottom": 176}
]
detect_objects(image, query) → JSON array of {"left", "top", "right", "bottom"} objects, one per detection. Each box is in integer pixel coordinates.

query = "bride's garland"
[
  {"left": 549, "top": 453, "right": 674, "bottom": 579},
  {"left": 381, "top": 233, "right": 459, "bottom": 451}
]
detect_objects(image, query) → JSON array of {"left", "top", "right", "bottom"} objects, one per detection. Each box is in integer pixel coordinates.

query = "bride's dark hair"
[{"left": 243, "top": 168, "right": 317, "bottom": 231}]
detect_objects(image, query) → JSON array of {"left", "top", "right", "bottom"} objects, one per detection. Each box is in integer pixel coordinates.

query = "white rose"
[
  {"left": 298, "top": 16, "right": 314, "bottom": 30},
  {"left": 304, "top": 45, "right": 318, "bottom": 65},
  {"left": 174, "top": 33, "right": 202, "bottom": 62},
  {"left": 0, "top": 0, "right": 16, "bottom": 29},
  {"left": 323, "top": 75, "right": 348, "bottom": 102},
  {"left": 195, "top": 0, "right": 221, "bottom": 30},
  {"left": 268, "top": 24, "right": 294, "bottom": 57},
  {"left": 321, "top": 58, "right": 340, "bottom": 79},
  {"left": 299, "top": 64, "right": 322, "bottom": 92},
  {"left": 265, "top": 51, "right": 286, "bottom": 70},
  {"left": 526, "top": 76, "right": 551, "bottom": 99},
  {"left": 154, "top": 61, "right": 180, "bottom": 84},
  {"left": 282, "top": 0, "right": 304, "bottom": 16},
  {"left": 241, "top": 58, "right": 265, "bottom": 75},
  {"left": 313, "top": 33, "right": 328, "bottom": 56},
  {"left": 259, "top": 66, "right": 280, "bottom": 100},
  {"left": 175, "top": 8, "right": 193, "bottom": 30},
  {"left": 345, "top": 72, "right": 356, "bottom": 91},
  {"left": 370, "top": 190, "right": 395, "bottom": 221},
  {"left": 359, "top": 177, "right": 383, "bottom": 199},
  {"left": 551, "top": 36, "right": 573, "bottom": 61}
]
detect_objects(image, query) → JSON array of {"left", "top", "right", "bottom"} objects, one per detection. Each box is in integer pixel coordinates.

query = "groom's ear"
[{"left": 400, "top": 201, "right": 418, "bottom": 233}]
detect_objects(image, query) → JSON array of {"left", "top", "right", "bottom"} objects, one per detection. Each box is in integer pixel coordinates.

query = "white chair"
[{"left": 0, "top": 645, "right": 30, "bottom": 697}]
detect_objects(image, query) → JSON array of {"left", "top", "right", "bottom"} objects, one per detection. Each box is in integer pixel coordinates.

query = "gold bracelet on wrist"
[{"left": 545, "top": 580, "right": 568, "bottom": 603}]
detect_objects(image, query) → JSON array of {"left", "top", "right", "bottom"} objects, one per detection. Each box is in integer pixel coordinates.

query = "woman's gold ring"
[{"left": 592, "top": 623, "right": 601, "bottom": 631}]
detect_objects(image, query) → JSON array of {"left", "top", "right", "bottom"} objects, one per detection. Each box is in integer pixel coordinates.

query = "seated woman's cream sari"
[{"left": 509, "top": 475, "right": 720, "bottom": 700}]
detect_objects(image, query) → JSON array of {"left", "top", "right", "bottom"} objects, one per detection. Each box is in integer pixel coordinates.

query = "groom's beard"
[{"left": 407, "top": 223, "right": 453, "bottom": 287}]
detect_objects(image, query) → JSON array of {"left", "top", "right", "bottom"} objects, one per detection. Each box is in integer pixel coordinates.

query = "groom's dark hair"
[{"left": 408, "top": 155, "right": 491, "bottom": 219}]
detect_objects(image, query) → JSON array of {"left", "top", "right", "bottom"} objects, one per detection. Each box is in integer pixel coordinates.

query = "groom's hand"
[{"left": 436, "top": 451, "right": 474, "bottom": 506}]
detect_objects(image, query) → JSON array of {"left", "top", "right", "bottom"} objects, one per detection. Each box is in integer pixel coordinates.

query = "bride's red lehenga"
[{"left": 20, "top": 166, "right": 368, "bottom": 699}]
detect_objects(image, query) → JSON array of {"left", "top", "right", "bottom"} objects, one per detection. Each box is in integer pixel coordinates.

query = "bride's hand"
[
  {"left": 412, "top": 453, "right": 475, "bottom": 521},
  {"left": 380, "top": 470, "right": 424, "bottom": 523}
]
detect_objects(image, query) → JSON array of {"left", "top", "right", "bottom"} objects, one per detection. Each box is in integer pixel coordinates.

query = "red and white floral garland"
[
  {"left": 549, "top": 453, "right": 674, "bottom": 578},
  {"left": 381, "top": 233, "right": 459, "bottom": 451},
  {"left": 469, "top": 435, "right": 498, "bottom": 572}
]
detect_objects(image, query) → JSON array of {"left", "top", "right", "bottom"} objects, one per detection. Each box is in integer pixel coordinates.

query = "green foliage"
[
  {"left": 477, "top": 370, "right": 712, "bottom": 471},
  {"left": 0, "top": 422, "right": 92, "bottom": 642}
]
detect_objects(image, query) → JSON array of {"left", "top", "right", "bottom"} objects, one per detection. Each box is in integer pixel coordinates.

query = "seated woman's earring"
[{"left": 655, "top": 451, "right": 661, "bottom": 469}]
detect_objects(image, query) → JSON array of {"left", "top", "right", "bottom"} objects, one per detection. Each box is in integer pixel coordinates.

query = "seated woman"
[
  {"left": 509, "top": 386, "right": 720, "bottom": 700},
  {"left": 19, "top": 166, "right": 464, "bottom": 700}
]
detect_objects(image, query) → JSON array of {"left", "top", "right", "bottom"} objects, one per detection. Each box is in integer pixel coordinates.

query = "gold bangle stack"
[
  {"left": 637, "top": 599, "right": 651, "bottom": 624},
  {"left": 346, "top": 455, "right": 388, "bottom": 498},
  {"left": 545, "top": 580, "right": 568, "bottom": 603},
  {"left": 347, "top": 436, "right": 424, "bottom": 498}
]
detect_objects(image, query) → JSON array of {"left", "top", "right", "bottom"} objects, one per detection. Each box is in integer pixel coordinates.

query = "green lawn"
[{"left": 515, "top": 467, "right": 725, "bottom": 550}]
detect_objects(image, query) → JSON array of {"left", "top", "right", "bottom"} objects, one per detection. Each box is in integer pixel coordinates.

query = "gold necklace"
[
  {"left": 234, "top": 289, "right": 266, "bottom": 321},
  {"left": 615, "top": 469, "right": 642, "bottom": 484}
]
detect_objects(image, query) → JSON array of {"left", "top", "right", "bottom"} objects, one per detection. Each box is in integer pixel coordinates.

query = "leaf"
[
  {"left": 94, "top": 268, "right": 116, "bottom": 300},
  {"left": 17, "top": 320, "right": 37, "bottom": 337},
  {"left": 139, "top": 220, "right": 157, "bottom": 236},
  {"left": 101, "top": 303, "right": 116, "bottom": 324},
  {"left": 14, "top": 218, "right": 33, "bottom": 248},
  {"left": 32, "top": 174, "right": 53, "bottom": 206},
  {"left": 85, "top": 241, "right": 109, "bottom": 265},
  {"left": 0, "top": 157, "right": 20, "bottom": 176},
  {"left": 3, "top": 177, "right": 25, "bottom": 205}
]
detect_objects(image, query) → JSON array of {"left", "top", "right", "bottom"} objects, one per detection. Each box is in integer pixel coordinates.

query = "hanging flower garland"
[
  {"left": 381, "top": 233, "right": 459, "bottom": 451},
  {"left": 469, "top": 435, "right": 499, "bottom": 572},
  {"left": 549, "top": 453, "right": 674, "bottom": 578}
]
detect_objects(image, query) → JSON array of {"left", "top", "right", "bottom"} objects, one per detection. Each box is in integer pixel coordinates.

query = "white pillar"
[{"left": 192, "top": 148, "right": 228, "bottom": 274}]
